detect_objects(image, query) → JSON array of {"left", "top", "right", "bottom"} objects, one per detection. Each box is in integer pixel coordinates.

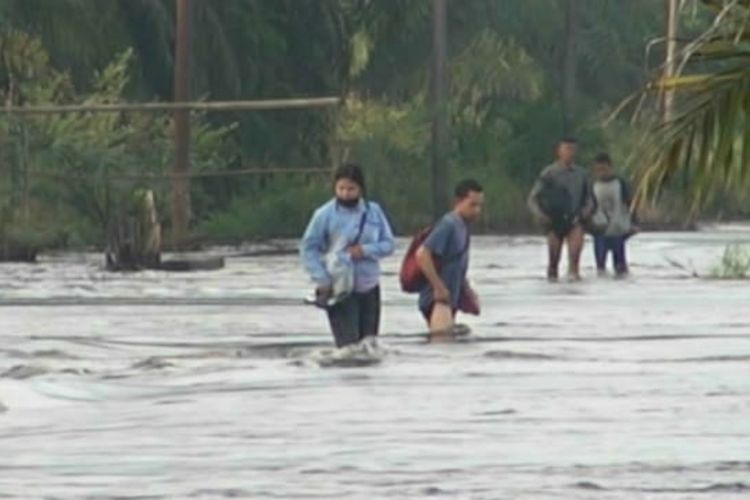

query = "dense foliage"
[{"left": 0, "top": 0, "right": 737, "bottom": 248}]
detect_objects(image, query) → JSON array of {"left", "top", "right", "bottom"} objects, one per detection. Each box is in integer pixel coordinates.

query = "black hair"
[
  {"left": 559, "top": 136, "right": 578, "bottom": 145},
  {"left": 334, "top": 163, "right": 366, "bottom": 194},
  {"left": 454, "top": 179, "right": 483, "bottom": 200},
  {"left": 594, "top": 152, "right": 612, "bottom": 165}
]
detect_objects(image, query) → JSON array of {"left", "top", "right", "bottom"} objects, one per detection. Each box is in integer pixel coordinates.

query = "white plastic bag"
[{"left": 322, "top": 250, "right": 354, "bottom": 306}]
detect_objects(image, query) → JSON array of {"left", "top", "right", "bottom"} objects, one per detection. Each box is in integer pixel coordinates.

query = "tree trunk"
[{"left": 561, "top": 0, "right": 578, "bottom": 135}]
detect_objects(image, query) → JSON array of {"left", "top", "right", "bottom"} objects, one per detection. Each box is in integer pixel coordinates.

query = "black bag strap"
[
  {"left": 352, "top": 201, "right": 370, "bottom": 245},
  {"left": 616, "top": 175, "right": 632, "bottom": 205}
]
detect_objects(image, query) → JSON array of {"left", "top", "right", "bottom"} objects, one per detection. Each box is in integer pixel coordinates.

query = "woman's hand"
[
  {"left": 316, "top": 285, "right": 333, "bottom": 300},
  {"left": 347, "top": 245, "right": 365, "bottom": 260}
]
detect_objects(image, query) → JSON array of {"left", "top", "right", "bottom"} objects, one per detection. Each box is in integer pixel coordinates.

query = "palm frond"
[{"left": 637, "top": 1, "right": 750, "bottom": 213}]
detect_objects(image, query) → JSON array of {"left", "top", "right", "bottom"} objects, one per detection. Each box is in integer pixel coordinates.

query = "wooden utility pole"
[
  {"left": 172, "top": 0, "right": 192, "bottom": 249},
  {"left": 663, "top": 0, "right": 679, "bottom": 122},
  {"left": 561, "top": 0, "right": 578, "bottom": 135},
  {"left": 431, "top": 0, "right": 449, "bottom": 219}
]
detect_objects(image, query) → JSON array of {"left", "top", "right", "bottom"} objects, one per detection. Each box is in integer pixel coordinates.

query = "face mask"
[{"left": 336, "top": 197, "right": 360, "bottom": 209}]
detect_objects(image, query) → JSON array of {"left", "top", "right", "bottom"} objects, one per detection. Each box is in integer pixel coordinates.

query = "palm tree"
[{"left": 637, "top": 0, "right": 750, "bottom": 213}]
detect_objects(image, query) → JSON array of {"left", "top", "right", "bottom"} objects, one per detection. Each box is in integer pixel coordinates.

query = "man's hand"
[
  {"left": 433, "top": 283, "right": 451, "bottom": 305},
  {"left": 347, "top": 245, "right": 365, "bottom": 260},
  {"left": 537, "top": 214, "right": 552, "bottom": 226}
]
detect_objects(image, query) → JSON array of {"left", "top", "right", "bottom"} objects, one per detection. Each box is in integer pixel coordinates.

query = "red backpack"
[{"left": 399, "top": 226, "right": 433, "bottom": 293}]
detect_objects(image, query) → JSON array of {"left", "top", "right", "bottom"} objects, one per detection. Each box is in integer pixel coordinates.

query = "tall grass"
[{"left": 711, "top": 244, "right": 750, "bottom": 279}]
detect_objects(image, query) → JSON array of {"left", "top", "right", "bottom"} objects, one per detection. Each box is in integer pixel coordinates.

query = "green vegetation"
[
  {"left": 0, "top": 37, "right": 237, "bottom": 248},
  {"left": 636, "top": 0, "right": 750, "bottom": 217},
  {"left": 711, "top": 244, "right": 750, "bottom": 280},
  {"left": 0, "top": 0, "right": 745, "bottom": 250}
]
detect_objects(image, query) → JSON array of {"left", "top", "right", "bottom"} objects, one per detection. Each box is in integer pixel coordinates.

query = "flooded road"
[{"left": 1, "top": 228, "right": 750, "bottom": 499}]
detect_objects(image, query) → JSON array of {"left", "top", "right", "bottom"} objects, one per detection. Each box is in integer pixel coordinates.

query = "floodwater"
[{"left": 1, "top": 228, "right": 750, "bottom": 499}]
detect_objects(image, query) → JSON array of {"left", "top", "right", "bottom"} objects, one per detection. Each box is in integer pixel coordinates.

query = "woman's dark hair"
[{"left": 334, "top": 163, "right": 366, "bottom": 194}]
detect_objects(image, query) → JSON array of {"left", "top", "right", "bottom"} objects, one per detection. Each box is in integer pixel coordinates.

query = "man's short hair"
[
  {"left": 559, "top": 136, "right": 578, "bottom": 145},
  {"left": 455, "top": 179, "right": 483, "bottom": 200},
  {"left": 594, "top": 152, "right": 612, "bottom": 165}
]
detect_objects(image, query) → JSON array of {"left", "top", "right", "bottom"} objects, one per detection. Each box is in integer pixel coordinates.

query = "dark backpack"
[{"left": 536, "top": 177, "right": 576, "bottom": 236}]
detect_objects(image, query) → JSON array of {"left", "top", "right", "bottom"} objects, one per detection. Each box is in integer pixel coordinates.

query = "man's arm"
[
  {"left": 416, "top": 246, "right": 450, "bottom": 304},
  {"left": 527, "top": 178, "right": 549, "bottom": 223},
  {"left": 579, "top": 177, "right": 595, "bottom": 219}
]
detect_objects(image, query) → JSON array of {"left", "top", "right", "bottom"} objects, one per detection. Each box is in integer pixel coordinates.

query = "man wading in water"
[
  {"left": 527, "top": 138, "right": 593, "bottom": 281},
  {"left": 589, "top": 152, "right": 638, "bottom": 277},
  {"left": 415, "top": 180, "right": 484, "bottom": 334}
]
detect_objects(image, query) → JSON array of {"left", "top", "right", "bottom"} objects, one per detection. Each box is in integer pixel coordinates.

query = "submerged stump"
[
  {"left": 105, "top": 189, "right": 225, "bottom": 272},
  {"left": 106, "top": 189, "right": 162, "bottom": 271}
]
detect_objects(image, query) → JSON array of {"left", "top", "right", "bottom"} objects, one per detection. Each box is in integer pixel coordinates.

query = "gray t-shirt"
[
  {"left": 592, "top": 176, "right": 633, "bottom": 237},
  {"left": 528, "top": 162, "right": 590, "bottom": 219},
  {"left": 418, "top": 212, "right": 469, "bottom": 310}
]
